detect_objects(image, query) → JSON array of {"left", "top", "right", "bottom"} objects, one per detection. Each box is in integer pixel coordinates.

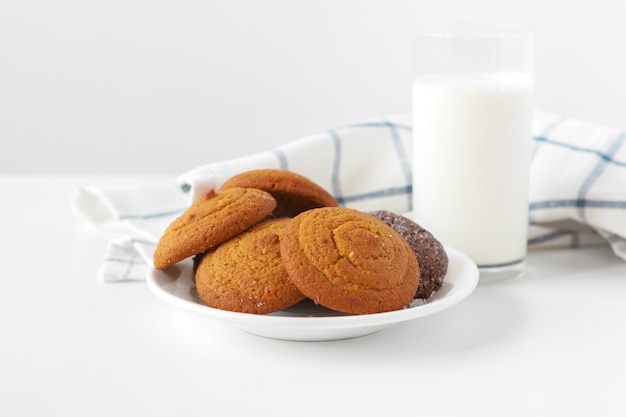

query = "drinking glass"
[{"left": 412, "top": 23, "right": 534, "bottom": 280}]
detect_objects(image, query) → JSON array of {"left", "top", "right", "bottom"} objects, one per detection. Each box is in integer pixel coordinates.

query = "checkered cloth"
[{"left": 71, "top": 111, "right": 626, "bottom": 282}]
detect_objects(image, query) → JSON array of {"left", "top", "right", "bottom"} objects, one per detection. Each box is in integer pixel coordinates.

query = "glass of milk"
[{"left": 412, "top": 23, "right": 534, "bottom": 280}]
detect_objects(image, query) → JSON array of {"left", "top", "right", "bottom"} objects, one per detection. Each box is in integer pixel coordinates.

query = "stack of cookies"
[{"left": 154, "top": 169, "right": 448, "bottom": 315}]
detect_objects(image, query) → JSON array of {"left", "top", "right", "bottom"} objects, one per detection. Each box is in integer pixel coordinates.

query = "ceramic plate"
[{"left": 146, "top": 246, "right": 478, "bottom": 341}]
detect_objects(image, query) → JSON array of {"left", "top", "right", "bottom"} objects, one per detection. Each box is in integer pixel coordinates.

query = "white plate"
[{"left": 146, "top": 246, "right": 479, "bottom": 341}]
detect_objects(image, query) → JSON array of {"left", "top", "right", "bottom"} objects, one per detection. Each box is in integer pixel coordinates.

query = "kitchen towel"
[{"left": 72, "top": 111, "right": 626, "bottom": 282}]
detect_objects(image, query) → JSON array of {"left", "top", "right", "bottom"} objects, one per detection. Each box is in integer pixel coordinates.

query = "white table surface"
[{"left": 2, "top": 174, "right": 625, "bottom": 417}]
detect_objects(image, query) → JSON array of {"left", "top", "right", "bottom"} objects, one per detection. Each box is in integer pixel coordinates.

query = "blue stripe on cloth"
[
  {"left": 328, "top": 129, "right": 345, "bottom": 206},
  {"left": 272, "top": 149, "right": 288, "bottom": 170},
  {"left": 336, "top": 185, "right": 412, "bottom": 206},
  {"left": 345, "top": 121, "right": 412, "bottom": 132},
  {"left": 527, "top": 230, "right": 580, "bottom": 247},
  {"left": 101, "top": 238, "right": 156, "bottom": 282},
  {"left": 384, "top": 120, "right": 413, "bottom": 211},
  {"left": 530, "top": 199, "right": 626, "bottom": 210},
  {"left": 532, "top": 135, "right": 626, "bottom": 167},
  {"left": 531, "top": 116, "right": 566, "bottom": 161},
  {"left": 529, "top": 118, "right": 565, "bottom": 224},
  {"left": 577, "top": 131, "right": 626, "bottom": 221},
  {"left": 120, "top": 208, "right": 184, "bottom": 220}
]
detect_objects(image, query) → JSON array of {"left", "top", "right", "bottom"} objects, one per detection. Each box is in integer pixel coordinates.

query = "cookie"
[
  {"left": 368, "top": 210, "right": 448, "bottom": 299},
  {"left": 153, "top": 187, "right": 276, "bottom": 270},
  {"left": 280, "top": 207, "right": 420, "bottom": 314},
  {"left": 195, "top": 218, "right": 305, "bottom": 314},
  {"left": 219, "top": 169, "right": 338, "bottom": 218}
]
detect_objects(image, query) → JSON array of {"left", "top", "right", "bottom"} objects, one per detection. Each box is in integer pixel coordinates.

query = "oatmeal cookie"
[
  {"left": 280, "top": 207, "right": 419, "bottom": 314},
  {"left": 219, "top": 169, "right": 338, "bottom": 218},
  {"left": 153, "top": 187, "right": 276, "bottom": 270},
  {"left": 195, "top": 218, "right": 305, "bottom": 314}
]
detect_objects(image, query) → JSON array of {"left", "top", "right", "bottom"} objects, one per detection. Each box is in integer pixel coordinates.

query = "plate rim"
[{"left": 146, "top": 245, "right": 479, "bottom": 332}]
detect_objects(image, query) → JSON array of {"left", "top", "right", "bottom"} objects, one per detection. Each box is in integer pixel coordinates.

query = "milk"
[{"left": 412, "top": 73, "right": 533, "bottom": 267}]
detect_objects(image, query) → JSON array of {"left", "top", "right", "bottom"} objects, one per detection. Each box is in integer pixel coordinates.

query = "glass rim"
[{"left": 420, "top": 22, "right": 535, "bottom": 39}]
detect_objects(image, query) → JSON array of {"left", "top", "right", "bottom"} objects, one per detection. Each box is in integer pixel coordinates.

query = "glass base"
[{"left": 478, "top": 259, "right": 525, "bottom": 283}]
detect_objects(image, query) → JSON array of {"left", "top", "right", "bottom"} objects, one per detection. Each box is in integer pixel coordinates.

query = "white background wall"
[{"left": 2, "top": 0, "right": 625, "bottom": 174}]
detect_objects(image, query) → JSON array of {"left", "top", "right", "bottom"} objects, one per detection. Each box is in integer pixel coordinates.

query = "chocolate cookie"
[
  {"left": 368, "top": 210, "right": 448, "bottom": 299},
  {"left": 195, "top": 218, "right": 305, "bottom": 314},
  {"left": 153, "top": 187, "right": 276, "bottom": 270},
  {"left": 219, "top": 169, "right": 338, "bottom": 218},
  {"left": 280, "top": 207, "right": 420, "bottom": 314}
]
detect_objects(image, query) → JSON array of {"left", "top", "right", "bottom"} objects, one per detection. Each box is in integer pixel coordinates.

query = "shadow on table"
[
  {"left": 235, "top": 281, "right": 527, "bottom": 360},
  {"left": 368, "top": 285, "right": 527, "bottom": 357}
]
